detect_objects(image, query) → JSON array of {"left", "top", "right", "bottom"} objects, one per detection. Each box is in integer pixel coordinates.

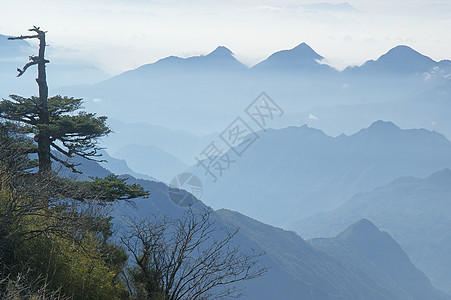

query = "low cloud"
[
  {"left": 309, "top": 113, "right": 319, "bottom": 120},
  {"left": 245, "top": 5, "right": 284, "bottom": 13},
  {"left": 423, "top": 72, "right": 432, "bottom": 80},
  {"left": 301, "top": 2, "right": 357, "bottom": 13}
]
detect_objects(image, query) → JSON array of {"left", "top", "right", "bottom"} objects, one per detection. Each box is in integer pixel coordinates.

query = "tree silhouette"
[
  {"left": 121, "top": 209, "right": 267, "bottom": 299},
  {"left": 1, "top": 26, "right": 109, "bottom": 173}
]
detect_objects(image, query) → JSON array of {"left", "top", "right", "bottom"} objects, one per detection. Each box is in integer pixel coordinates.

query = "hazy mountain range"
[
  {"left": 50, "top": 119, "right": 451, "bottom": 297},
  {"left": 309, "top": 219, "right": 449, "bottom": 300},
  {"left": 71, "top": 156, "right": 450, "bottom": 300},
  {"left": 52, "top": 42, "right": 451, "bottom": 176},
  {"left": 49, "top": 41, "right": 451, "bottom": 139},
  {"left": 297, "top": 168, "right": 451, "bottom": 295},
  {"left": 3, "top": 33, "right": 451, "bottom": 298},
  {"left": 189, "top": 120, "right": 451, "bottom": 227},
  {"left": 3, "top": 36, "right": 451, "bottom": 174},
  {"left": 300, "top": 81, "right": 451, "bottom": 140}
]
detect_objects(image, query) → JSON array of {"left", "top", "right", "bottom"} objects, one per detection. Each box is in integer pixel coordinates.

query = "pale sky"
[{"left": 1, "top": 0, "right": 450, "bottom": 75}]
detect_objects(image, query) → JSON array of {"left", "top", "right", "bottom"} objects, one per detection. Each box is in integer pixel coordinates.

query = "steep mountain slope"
[
  {"left": 310, "top": 219, "right": 450, "bottom": 300},
  {"left": 297, "top": 169, "right": 451, "bottom": 294},
  {"left": 113, "top": 176, "right": 450, "bottom": 300},
  {"left": 66, "top": 156, "right": 449, "bottom": 299},
  {"left": 190, "top": 121, "right": 451, "bottom": 227},
  {"left": 113, "top": 180, "right": 346, "bottom": 300},
  {"left": 216, "top": 210, "right": 397, "bottom": 300}
]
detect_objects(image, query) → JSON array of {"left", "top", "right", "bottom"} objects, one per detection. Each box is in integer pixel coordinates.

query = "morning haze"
[{"left": 1, "top": 1, "right": 450, "bottom": 299}]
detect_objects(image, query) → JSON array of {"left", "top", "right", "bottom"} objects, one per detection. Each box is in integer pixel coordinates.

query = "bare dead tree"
[
  {"left": 8, "top": 26, "right": 51, "bottom": 173},
  {"left": 121, "top": 209, "right": 267, "bottom": 300}
]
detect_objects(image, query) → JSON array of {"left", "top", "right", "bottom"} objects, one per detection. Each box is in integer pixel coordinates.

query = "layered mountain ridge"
[
  {"left": 66, "top": 155, "right": 450, "bottom": 300},
  {"left": 189, "top": 120, "right": 451, "bottom": 227},
  {"left": 310, "top": 219, "right": 450, "bottom": 300},
  {"left": 298, "top": 168, "right": 451, "bottom": 294}
]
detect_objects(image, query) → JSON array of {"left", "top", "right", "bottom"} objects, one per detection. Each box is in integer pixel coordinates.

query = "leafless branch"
[
  {"left": 121, "top": 209, "right": 267, "bottom": 300},
  {"left": 16, "top": 56, "right": 39, "bottom": 77},
  {"left": 8, "top": 34, "right": 39, "bottom": 40},
  {"left": 49, "top": 152, "right": 81, "bottom": 174}
]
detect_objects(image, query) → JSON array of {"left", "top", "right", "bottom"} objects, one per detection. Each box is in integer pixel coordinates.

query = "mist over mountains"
[
  {"left": 71, "top": 156, "right": 450, "bottom": 300},
  {"left": 53, "top": 119, "right": 451, "bottom": 297},
  {"left": 40, "top": 41, "right": 449, "bottom": 138},
  {"left": 16, "top": 41, "right": 445, "bottom": 184},
  {"left": 298, "top": 168, "right": 451, "bottom": 294},
  {"left": 309, "top": 219, "right": 450, "bottom": 300},
  {"left": 2, "top": 36, "right": 450, "bottom": 141},
  {"left": 2, "top": 33, "right": 451, "bottom": 298},
  {"left": 190, "top": 120, "right": 451, "bottom": 227}
]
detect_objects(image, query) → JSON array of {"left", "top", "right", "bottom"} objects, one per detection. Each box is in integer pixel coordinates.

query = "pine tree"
[
  {"left": 0, "top": 26, "right": 110, "bottom": 173},
  {"left": 1, "top": 27, "right": 151, "bottom": 299}
]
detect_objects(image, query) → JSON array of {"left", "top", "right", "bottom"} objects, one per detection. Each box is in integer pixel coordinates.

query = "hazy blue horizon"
[{"left": 1, "top": 0, "right": 450, "bottom": 75}]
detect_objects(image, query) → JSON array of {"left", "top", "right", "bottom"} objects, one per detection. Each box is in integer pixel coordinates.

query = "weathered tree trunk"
[
  {"left": 9, "top": 27, "right": 51, "bottom": 173},
  {"left": 35, "top": 30, "right": 51, "bottom": 173}
]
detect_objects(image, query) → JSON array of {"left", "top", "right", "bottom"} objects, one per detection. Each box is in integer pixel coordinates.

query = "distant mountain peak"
[
  {"left": 312, "top": 218, "right": 447, "bottom": 300},
  {"left": 291, "top": 42, "right": 321, "bottom": 57},
  {"left": 274, "top": 124, "right": 328, "bottom": 138},
  {"left": 350, "top": 218, "right": 378, "bottom": 231},
  {"left": 352, "top": 120, "right": 402, "bottom": 137},
  {"left": 380, "top": 45, "right": 434, "bottom": 62},
  {"left": 385, "top": 45, "right": 421, "bottom": 55},
  {"left": 131, "top": 45, "right": 243, "bottom": 73},
  {"left": 345, "top": 44, "right": 437, "bottom": 73},
  {"left": 252, "top": 42, "right": 329, "bottom": 71},
  {"left": 207, "top": 46, "right": 233, "bottom": 57},
  {"left": 202, "top": 45, "right": 247, "bottom": 69},
  {"left": 281, "top": 42, "right": 323, "bottom": 60},
  {"left": 347, "top": 45, "right": 437, "bottom": 74},
  {"left": 338, "top": 218, "right": 381, "bottom": 240},
  {"left": 426, "top": 168, "right": 451, "bottom": 183},
  {"left": 367, "top": 120, "right": 400, "bottom": 131},
  {"left": 156, "top": 55, "right": 183, "bottom": 64}
]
